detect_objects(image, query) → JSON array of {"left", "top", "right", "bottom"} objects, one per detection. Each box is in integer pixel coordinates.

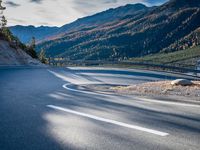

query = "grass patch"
[{"left": 130, "top": 46, "right": 200, "bottom": 68}]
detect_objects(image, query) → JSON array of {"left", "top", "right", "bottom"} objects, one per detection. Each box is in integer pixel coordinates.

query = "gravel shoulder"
[{"left": 111, "top": 81, "right": 200, "bottom": 101}]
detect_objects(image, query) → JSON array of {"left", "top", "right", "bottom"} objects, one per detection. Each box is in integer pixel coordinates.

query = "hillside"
[
  {"left": 0, "top": 29, "right": 42, "bottom": 66},
  {"left": 55, "top": 4, "right": 150, "bottom": 37},
  {"left": 36, "top": 0, "right": 200, "bottom": 60},
  {"left": 10, "top": 3, "right": 150, "bottom": 44},
  {"left": 130, "top": 46, "right": 200, "bottom": 69},
  {"left": 35, "top": 3, "right": 152, "bottom": 58},
  {"left": 10, "top": 25, "right": 58, "bottom": 44},
  {"left": 11, "top": 0, "right": 200, "bottom": 61}
]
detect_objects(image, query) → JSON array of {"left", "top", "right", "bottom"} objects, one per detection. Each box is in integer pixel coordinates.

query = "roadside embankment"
[
  {"left": 0, "top": 40, "right": 42, "bottom": 66},
  {"left": 111, "top": 80, "right": 200, "bottom": 101}
]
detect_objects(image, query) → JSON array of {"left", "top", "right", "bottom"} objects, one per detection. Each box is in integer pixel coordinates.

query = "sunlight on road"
[
  {"left": 48, "top": 69, "right": 101, "bottom": 85},
  {"left": 43, "top": 112, "right": 101, "bottom": 149},
  {"left": 47, "top": 105, "right": 169, "bottom": 136}
]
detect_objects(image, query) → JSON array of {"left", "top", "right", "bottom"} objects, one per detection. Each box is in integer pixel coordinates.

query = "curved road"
[{"left": 0, "top": 67, "right": 200, "bottom": 150}]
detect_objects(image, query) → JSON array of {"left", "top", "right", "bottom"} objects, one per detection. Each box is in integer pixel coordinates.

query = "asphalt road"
[{"left": 0, "top": 67, "right": 200, "bottom": 150}]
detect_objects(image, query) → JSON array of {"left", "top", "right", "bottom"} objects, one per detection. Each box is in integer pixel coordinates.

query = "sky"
[{"left": 2, "top": 0, "right": 167, "bottom": 27}]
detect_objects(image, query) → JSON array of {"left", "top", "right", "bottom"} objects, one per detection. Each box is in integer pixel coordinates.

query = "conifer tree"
[
  {"left": 0, "top": 0, "right": 6, "bottom": 29},
  {"left": 27, "top": 37, "right": 38, "bottom": 58},
  {"left": 30, "top": 37, "right": 36, "bottom": 49},
  {"left": 1, "top": 15, "right": 7, "bottom": 27},
  {"left": 39, "top": 49, "right": 47, "bottom": 64}
]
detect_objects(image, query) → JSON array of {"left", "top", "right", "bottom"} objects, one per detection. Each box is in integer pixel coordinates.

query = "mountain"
[
  {"left": 9, "top": 4, "right": 148, "bottom": 44},
  {"left": 36, "top": 3, "right": 152, "bottom": 58},
  {"left": 160, "top": 0, "right": 200, "bottom": 9},
  {"left": 0, "top": 29, "right": 42, "bottom": 66},
  {"left": 37, "top": 0, "right": 200, "bottom": 60},
  {"left": 9, "top": 25, "right": 58, "bottom": 44},
  {"left": 11, "top": 0, "right": 200, "bottom": 61},
  {"left": 55, "top": 4, "right": 149, "bottom": 36}
]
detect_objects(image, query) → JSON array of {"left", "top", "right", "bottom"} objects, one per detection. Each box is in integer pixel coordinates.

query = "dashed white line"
[{"left": 47, "top": 105, "right": 169, "bottom": 137}]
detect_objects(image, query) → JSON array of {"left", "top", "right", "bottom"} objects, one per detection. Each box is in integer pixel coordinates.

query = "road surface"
[{"left": 0, "top": 67, "right": 200, "bottom": 150}]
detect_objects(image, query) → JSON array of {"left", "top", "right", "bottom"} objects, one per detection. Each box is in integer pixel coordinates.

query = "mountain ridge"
[
  {"left": 10, "top": 3, "right": 151, "bottom": 44},
  {"left": 57, "top": 3, "right": 149, "bottom": 33},
  {"left": 10, "top": 25, "right": 59, "bottom": 44},
  {"left": 10, "top": 0, "right": 200, "bottom": 61}
]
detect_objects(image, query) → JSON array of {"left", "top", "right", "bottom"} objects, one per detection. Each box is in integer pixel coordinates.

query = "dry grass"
[{"left": 112, "top": 81, "right": 200, "bottom": 100}]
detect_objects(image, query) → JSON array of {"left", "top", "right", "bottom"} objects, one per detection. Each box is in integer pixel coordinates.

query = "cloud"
[
  {"left": 104, "top": 0, "right": 118, "bottom": 4},
  {"left": 8, "top": 18, "right": 27, "bottom": 24},
  {"left": 5, "top": 0, "right": 168, "bottom": 26},
  {"left": 5, "top": 1, "right": 21, "bottom": 7},
  {"left": 72, "top": 0, "right": 147, "bottom": 16},
  {"left": 144, "top": 0, "right": 167, "bottom": 6},
  {"left": 30, "top": 0, "right": 43, "bottom": 4}
]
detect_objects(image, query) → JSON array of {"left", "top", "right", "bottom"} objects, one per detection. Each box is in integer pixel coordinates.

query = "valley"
[
  {"left": 10, "top": 0, "right": 200, "bottom": 62},
  {"left": 1, "top": 1, "right": 200, "bottom": 150}
]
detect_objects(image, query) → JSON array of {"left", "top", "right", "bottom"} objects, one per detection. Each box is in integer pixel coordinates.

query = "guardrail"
[{"left": 48, "top": 59, "right": 200, "bottom": 77}]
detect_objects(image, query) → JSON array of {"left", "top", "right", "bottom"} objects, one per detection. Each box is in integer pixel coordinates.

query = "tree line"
[{"left": 0, "top": 0, "right": 47, "bottom": 64}]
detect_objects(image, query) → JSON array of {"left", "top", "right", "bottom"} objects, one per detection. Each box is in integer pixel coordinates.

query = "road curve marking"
[
  {"left": 63, "top": 83, "right": 200, "bottom": 108},
  {"left": 47, "top": 105, "right": 169, "bottom": 137},
  {"left": 63, "top": 83, "right": 103, "bottom": 96}
]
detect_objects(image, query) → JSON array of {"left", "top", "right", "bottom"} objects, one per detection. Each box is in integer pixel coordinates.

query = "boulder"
[{"left": 171, "top": 79, "right": 193, "bottom": 86}]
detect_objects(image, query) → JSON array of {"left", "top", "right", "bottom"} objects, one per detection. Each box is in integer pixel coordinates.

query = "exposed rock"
[
  {"left": 171, "top": 79, "right": 193, "bottom": 86},
  {"left": 0, "top": 40, "right": 42, "bottom": 66}
]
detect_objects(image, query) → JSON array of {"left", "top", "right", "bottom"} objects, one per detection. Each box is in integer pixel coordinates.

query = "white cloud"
[{"left": 3, "top": 0, "right": 167, "bottom": 27}]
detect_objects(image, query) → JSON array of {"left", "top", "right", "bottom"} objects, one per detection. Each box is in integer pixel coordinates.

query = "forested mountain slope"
[{"left": 12, "top": 0, "right": 200, "bottom": 61}]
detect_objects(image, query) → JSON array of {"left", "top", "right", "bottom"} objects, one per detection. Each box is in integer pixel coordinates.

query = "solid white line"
[
  {"left": 63, "top": 83, "right": 103, "bottom": 96},
  {"left": 47, "top": 105, "right": 169, "bottom": 137}
]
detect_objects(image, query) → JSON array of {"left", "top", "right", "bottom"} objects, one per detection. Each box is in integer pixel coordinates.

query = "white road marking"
[
  {"left": 49, "top": 69, "right": 200, "bottom": 108},
  {"left": 63, "top": 83, "right": 200, "bottom": 108},
  {"left": 47, "top": 105, "right": 169, "bottom": 137},
  {"left": 63, "top": 83, "right": 103, "bottom": 96}
]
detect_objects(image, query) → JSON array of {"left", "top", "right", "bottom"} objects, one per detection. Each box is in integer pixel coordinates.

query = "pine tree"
[
  {"left": 0, "top": 0, "right": 6, "bottom": 12},
  {"left": 39, "top": 49, "right": 47, "bottom": 64},
  {"left": 27, "top": 37, "right": 38, "bottom": 58},
  {"left": 30, "top": 37, "right": 36, "bottom": 49},
  {"left": 0, "top": 0, "right": 6, "bottom": 29},
  {"left": 1, "top": 15, "right": 7, "bottom": 27}
]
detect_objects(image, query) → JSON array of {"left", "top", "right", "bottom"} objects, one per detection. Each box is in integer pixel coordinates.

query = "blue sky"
[{"left": 3, "top": 0, "right": 167, "bottom": 27}]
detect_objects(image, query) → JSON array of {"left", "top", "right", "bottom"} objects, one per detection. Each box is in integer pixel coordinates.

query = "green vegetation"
[
  {"left": 0, "top": 0, "right": 38, "bottom": 59},
  {"left": 1, "top": 15, "right": 7, "bottom": 27},
  {"left": 130, "top": 46, "right": 200, "bottom": 69},
  {"left": 37, "top": 1, "right": 200, "bottom": 61},
  {"left": 26, "top": 37, "right": 38, "bottom": 59},
  {"left": 0, "top": 28, "right": 38, "bottom": 58},
  {"left": 1, "top": 27, "right": 18, "bottom": 41},
  {"left": 38, "top": 49, "right": 48, "bottom": 64}
]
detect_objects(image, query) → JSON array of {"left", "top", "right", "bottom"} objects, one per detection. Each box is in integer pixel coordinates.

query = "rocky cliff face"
[{"left": 0, "top": 40, "right": 42, "bottom": 66}]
